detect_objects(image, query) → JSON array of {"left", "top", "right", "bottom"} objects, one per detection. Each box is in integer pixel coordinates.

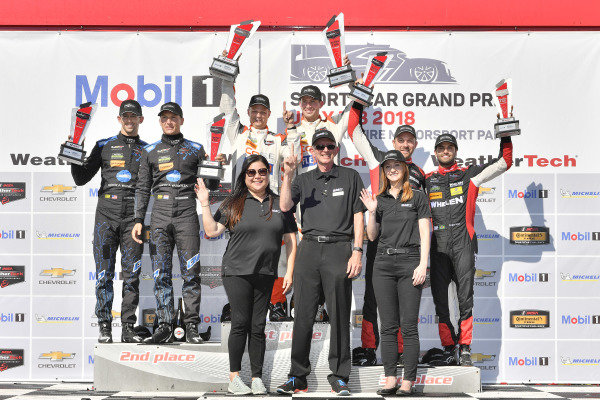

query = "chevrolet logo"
[
  {"left": 92, "top": 310, "right": 121, "bottom": 319},
  {"left": 478, "top": 187, "right": 496, "bottom": 195},
  {"left": 41, "top": 184, "right": 75, "bottom": 194},
  {"left": 39, "top": 351, "right": 75, "bottom": 361},
  {"left": 40, "top": 268, "right": 75, "bottom": 278},
  {"left": 475, "top": 269, "right": 496, "bottom": 279},
  {"left": 471, "top": 353, "right": 496, "bottom": 362}
]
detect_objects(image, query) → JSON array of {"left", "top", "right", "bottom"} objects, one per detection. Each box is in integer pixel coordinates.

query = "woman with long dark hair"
[
  {"left": 360, "top": 150, "right": 431, "bottom": 396},
  {"left": 196, "top": 154, "right": 297, "bottom": 395}
]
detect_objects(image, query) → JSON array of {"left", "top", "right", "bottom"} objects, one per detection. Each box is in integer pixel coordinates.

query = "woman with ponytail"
[
  {"left": 196, "top": 154, "right": 297, "bottom": 395},
  {"left": 360, "top": 150, "right": 431, "bottom": 396}
]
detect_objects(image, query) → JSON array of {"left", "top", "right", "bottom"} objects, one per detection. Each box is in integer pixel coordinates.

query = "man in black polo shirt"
[{"left": 277, "top": 128, "right": 365, "bottom": 396}]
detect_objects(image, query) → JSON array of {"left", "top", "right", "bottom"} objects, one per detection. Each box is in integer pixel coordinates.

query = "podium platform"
[{"left": 94, "top": 322, "right": 480, "bottom": 393}]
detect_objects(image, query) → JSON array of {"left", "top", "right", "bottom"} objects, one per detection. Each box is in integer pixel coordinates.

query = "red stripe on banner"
[
  {"left": 459, "top": 316, "right": 473, "bottom": 345},
  {"left": 361, "top": 319, "right": 377, "bottom": 349},
  {"left": 0, "top": 0, "right": 599, "bottom": 28},
  {"left": 438, "top": 322, "right": 455, "bottom": 347}
]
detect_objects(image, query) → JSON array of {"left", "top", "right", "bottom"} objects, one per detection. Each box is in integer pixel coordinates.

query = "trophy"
[
  {"left": 323, "top": 13, "right": 356, "bottom": 87},
  {"left": 493, "top": 78, "right": 521, "bottom": 137},
  {"left": 198, "top": 113, "right": 231, "bottom": 181},
  {"left": 349, "top": 52, "right": 388, "bottom": 106},
  {"left": 58, "top": 102, "right": 97, "bottom": 165},
  {"left": 209, "top": 20, "right": 261, "bottom": 82}
]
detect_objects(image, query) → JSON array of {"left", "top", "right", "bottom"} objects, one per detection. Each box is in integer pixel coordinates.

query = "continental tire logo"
[
  {"left": 510, "top": 226, "right": 550, "bottom": 245},
  {"left": 510, "top": 310, "right": 550, "bottom": 328}
]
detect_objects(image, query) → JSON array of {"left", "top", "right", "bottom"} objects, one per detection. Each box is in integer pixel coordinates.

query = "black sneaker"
[
  {"left": 143, "top": 323, "right": 173, "bottom": 344},
  {"left": 429, "top": 345, "right": 458, "bottom": 366},
  {"left": 269, "top": 301, "right": 290, "bottom": 322},
  {"left": 186, "top": 323, "right": 204, "bottom": 344},
  {"left": 276, "top": 377, "right": 307, "bottom": 394},
  {"left": 459, "top": 344, "right": 473, "bottom": 366},
  {"left": 121, "top": 323, "right": 142, "bottom": 343},
  {"left": 98, "top": 321, "right": 112, "bottom": 343},
  {"left": 352, "top": 347, "right": 377, "bottom": 366},
  {"left": 330, "top": 379, "right": 350, "bottom": 396},
  {"left": 220, "top": 303, "right": 231, "bottom": 322}
]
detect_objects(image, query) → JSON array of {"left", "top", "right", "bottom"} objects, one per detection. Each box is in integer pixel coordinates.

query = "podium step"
[{"left": 94, "top": 322, "right": 480, "bottom": 393}]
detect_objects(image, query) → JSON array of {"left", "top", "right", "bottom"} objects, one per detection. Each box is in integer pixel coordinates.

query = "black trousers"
[
  {"left": 372, "top": 254, "right": 422, "bottom": 381},
  {"left": 93, "top": 208, "right": 143, "bottom": 324},
  {"left": 223, "top": 274, "right": 275, "bottom": 377},
  {"left": 360, "top": 239, "right": 380, "bottom": 349},
  {"left": 149, "top": 199, "right": 201, "bottom": 325},
  {"left": 430, "top": 248, "right": 475, "bottom": 347},
  {"left": 289, "top": 240, "right": 352, "bottom": 383}
]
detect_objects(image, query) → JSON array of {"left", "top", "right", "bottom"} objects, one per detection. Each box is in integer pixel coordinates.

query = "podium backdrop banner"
[{"left": 0, "top": 31, "right": 599, "bottom": 383}]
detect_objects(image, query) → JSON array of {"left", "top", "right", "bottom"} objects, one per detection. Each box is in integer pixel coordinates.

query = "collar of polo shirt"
[
  {"left": 315, "top": 164, "right": 339, "bottom": 179},
  {"left": 246, "top": 192, "right": 271, "bottom": 201}
]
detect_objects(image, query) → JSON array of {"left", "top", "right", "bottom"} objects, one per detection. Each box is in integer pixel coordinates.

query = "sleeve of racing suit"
[
  {"left": 346, "top": 102, "right": 386, "bottom": 194},
  {"left": 280, "top": 126, "right": 301, "bottom": 161},
  {"left": 220, "top": 80, "right": 245, "bottom": 149},
  {"left": 134, "top": 149, "right": 153, "bottom": 224},
  {"left": 70, "top": 143, "right": 102, "bottom": 186},
  {"left": 470, "top": 137, "right": 513, "bottom": 187},
  {"left": 331, "top": 103, "right": 352, "bottom": 144}
]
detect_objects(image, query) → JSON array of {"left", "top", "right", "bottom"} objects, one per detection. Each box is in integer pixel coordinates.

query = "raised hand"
[
  {"left": 283, "top": 146, "right": 300, "bottom": 175},
  {"left": 195, "top": 178, "right": 210, "bottom": 205},
  {"left": 343, "top": 54, "right": 351, "bottom": 66},
  {"left": 360, "top": 189, "right": 377, "bottom": 213},
  {"left": 283, "top": 101, "right": 295, "bottom": 127}
]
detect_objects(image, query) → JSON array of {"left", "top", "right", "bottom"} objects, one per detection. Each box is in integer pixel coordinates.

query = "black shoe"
[
  {"left": 185, "top": 322, "right": 204, "bottom": 344},
  {"left": 376, "top": 386, "right": 398, "bottom": 396},
  {"left": 352, "top": 347, "right": 377, "bottom": 366},
  {"left": 459, "top": 344, "right": 473, "bottom": 366},
  {"left": 397, "top": 387, "right": 415, "bottom": 396},
  {"left": 397, "top": 353, "right": 404, "bottom": 366},
  {"left": 269, "top": 301, "right": 291, "bottom": 322},
  {"left": 121, "top": 323, "right": 142, "bottom": 343},
  {"left": 330, "top": 379, "right": 350, "bottom": 396},
  {"left": 220, "top": 303, "right": 231, "bottom": 322},
  {"left": 429, "top": 345, "right": 458, "bottom": 366},
  {"left": 200, "top": 325, "right": 212, "bottom": 342},
  {"left": 276, "top": 377, "right": 307, "bottom": 394},
  {"left": 143, "top": 323, "right": 173, "bottom": 344},
  {"left": 315, "top": 304, "right": 329, "bottom": 322},
  {"left": 98, "top": 321, "right": 112, "bottom": 343}
]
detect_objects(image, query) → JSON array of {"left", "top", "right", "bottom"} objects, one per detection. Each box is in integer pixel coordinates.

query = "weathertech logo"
[
  {"left": 0, "top": 266, "right": 25, "bottom": 288},
  {"left": 0, "top": 349, "right": 24, "bottom": 372},
  {"left": 0, "top": 183, "right": 26, "bottom": 205}
]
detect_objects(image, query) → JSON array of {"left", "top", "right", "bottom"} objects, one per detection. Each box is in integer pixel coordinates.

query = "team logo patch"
[
  {"left": 116, "top": 170, "right": 132, "bottom": 183},
  {"left": 246, "top": 139, "right": 257, "bottom": 149},
  {"left": 153, "top": 269, "right": 160, "bottom": 280},
  {"left": 159, "top": 162, "right": 174, "bottom": 171},
  {"left": 132, "top": 260, "right": 141, "bottom": 273},
  {"left": 450, "top": 186, "right": 463, "bottom": 196},
  {"left": 110, "top": 160, "right": 125, "bottom": 168},
  {"left": 166, "top": 170, "right": 181, "bottom": 182},
  {"left": 186, "top": 253, "right": 200, "bottom": 270},
  {"left": 429, "top": 192, "right": 443, "bottom": 200}
]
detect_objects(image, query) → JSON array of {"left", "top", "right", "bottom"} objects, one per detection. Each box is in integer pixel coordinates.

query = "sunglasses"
[
  {"left": 314, "top": 144, "right": 336, "bottom": 151},
  {"left": 246, "top": 168, "right": 269, "bottom": 177}
]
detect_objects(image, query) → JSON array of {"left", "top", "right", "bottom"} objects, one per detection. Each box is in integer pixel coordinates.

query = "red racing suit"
[{"left": 425, "top": 137, "right": 513, "bottom": 346}]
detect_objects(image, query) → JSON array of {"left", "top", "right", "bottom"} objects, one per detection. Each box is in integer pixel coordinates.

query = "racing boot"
[
  {"left": 121, "top": 322, "right": 142, "bottom": 343},
  {"left": 352, "top": 347, "right": 377, "bottom": 366},
  {"left": 220, "top": 303, "right": 231, "bottom": 322},
  {"left": 429, "top": 345, "right": 458, "bottom": 366},
  {"left": 459, "top": 344, "right": 473, "bottom": 366},
  {"left": 269, "top": 301, "right": 289, "bottom": 322},
  {"left": 143, "top": 323, "right": 173, "bottom": 344},
  {"left": 98, "top": 321, "right": 113, "bottom": 343},
  {"left": 186, "top": 322, "right": 204, "bottom": 344}
]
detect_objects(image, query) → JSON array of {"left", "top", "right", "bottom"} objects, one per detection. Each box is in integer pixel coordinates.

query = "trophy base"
[
  {"left": 198, "top": 160, "right": 225, "bottom": 181},
  {"left": 495, "top": 117, "right": 521, "bottom": 138},
  {"left": 328, "top": 65, "right": 356, "bottom": 88},
  {"left": 58, "top": 142, "right": 86, "bottom": 165},
  {"left": 209, "top": 56, "right": 239, "bottom": 82},
  {"left": 349, "top": 82, "right": 374, "bottom": 106}
]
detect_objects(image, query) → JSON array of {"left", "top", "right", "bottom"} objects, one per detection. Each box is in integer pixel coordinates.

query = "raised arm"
[
  {"left": 219, "top": 79, "right": 245, "bottom": 146},
  {"left": 71, "top": 142, "right": 102, "bottom": 186},
  {"left": 470, "top": 137, "right": 513, "bottom": 187}
]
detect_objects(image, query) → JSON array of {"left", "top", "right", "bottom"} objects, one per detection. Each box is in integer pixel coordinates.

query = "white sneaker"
[
  {"left": 228, "top": 375, "right": 252, "bottom": 395},
  {"left": 251, "top": 377, "right": 268, "bottom": 395}
]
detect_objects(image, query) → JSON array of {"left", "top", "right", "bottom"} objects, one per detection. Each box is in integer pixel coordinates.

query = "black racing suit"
[
  {"left": 134, "top": 133, "right": 218, "bottom": 325},
  {"left": 425, "top": 137, "right": 513, "bottom": 346},
  {"left": 346, "top": 104, "right": 426, "bottom": 351},
  {"left": 71, "top": 132, "right": 147, "bottom": 324}
]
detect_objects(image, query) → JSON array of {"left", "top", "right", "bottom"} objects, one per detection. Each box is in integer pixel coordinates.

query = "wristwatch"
[{"left": 352, "top": 246, "right": 363, "bottom": 253}]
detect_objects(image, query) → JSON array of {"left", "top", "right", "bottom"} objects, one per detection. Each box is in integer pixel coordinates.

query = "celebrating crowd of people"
[{"left": 71, "top": 54, "right": 513, "bottom": 396}]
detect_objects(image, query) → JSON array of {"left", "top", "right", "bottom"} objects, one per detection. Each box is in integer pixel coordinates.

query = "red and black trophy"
[
  {"left": 493, "top": 78, "right": 521, "bottom": 137},
  {"left": 58, "top": 102, "right": 97, "bottom": 165},
  {"left": 349, "top": 52, "right": 389, "bottom": 106},
  {"left": 198, "top": 113, "right": 230, "bottom": 181},
  {"left": 323, "top": 13, "right": 356, "bottom": 87},
  {"left": 209, "top": 20, "right": 261, "bottom": 82}
]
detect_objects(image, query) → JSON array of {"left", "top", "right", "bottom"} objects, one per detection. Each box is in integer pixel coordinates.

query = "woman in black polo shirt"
[
  {"left": 196, "top": 154, "right": 298, "bottom": 395},
  {"left": 360, "top": 150, "right": 431, "bottom": 396}
]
